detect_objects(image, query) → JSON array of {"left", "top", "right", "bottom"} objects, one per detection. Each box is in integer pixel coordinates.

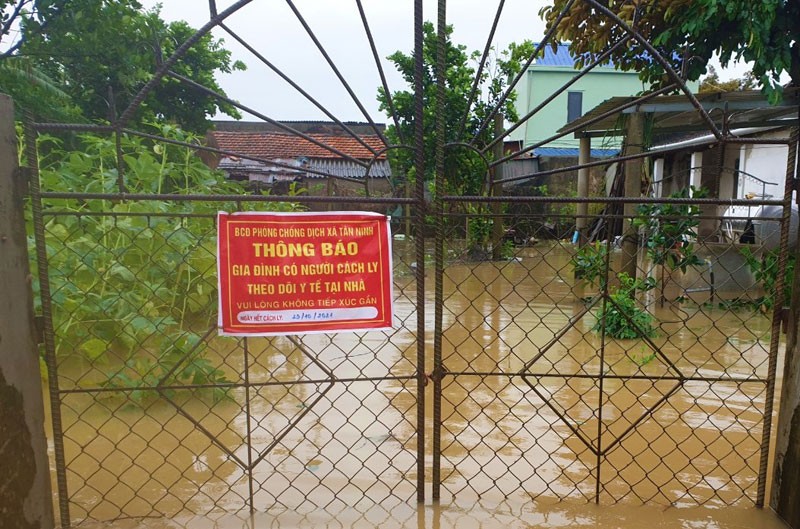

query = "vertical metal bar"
[
  {"left": 243, "top": 337, "right": 255, "bottom": 512},
  {"left": 24, "top": 114, "right": 71, "bottom": 528},
  {"left": 114, "top": 126, "right": 126, "bottom": 192},
  {"left": 413, "top": 0, "right": 427, "bottom": 505},
  {"left": 757, "top": 126, "right": 800, "bottom": 506},
  {"left": 595, "top": 217, "right": 615, "bottom": 503},
  {"left": 431, "top": 0, "right": 447, "bottom": 502}
]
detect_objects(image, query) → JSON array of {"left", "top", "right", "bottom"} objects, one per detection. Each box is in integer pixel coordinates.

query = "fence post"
[
  {"left": 772, "top": 126, "right": 800, "bottom": 528},
  {"left": 621, "top": 111, "right": 644, "bottom": 280},
  {"left": 0, "top": 94, "right": 54, "bottom": 528}
]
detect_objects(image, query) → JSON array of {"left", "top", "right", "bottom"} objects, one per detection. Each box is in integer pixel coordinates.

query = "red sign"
[{"left": 217, "top": 211, "right": 393, "bottom": 336}]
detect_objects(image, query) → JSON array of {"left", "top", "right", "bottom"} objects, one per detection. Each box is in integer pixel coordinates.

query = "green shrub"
[
  {"left": 742, "top": 247, "right": 795, "bottom": 311},
  {"left": 29, "top": 124, "right": 301, "bottom": 403},
  {"left": 593, "top": 273, "right": 657, "bottom": 340}
]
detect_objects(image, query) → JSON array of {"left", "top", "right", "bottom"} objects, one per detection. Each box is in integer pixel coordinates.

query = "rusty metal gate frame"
[{"left": 19, "top": 0, "right": 798, "bottom": 525}]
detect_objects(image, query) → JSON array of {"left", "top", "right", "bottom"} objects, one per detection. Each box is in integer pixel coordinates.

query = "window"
[{"left": 567, "top": 91, "right": 583, "bottom": 122}]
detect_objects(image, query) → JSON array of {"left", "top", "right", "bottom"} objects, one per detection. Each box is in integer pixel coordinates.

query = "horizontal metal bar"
[
  {"left": 623, "top": 100, "right": 799, "bottom": 114},
  {"left": 438, "top": 372, "right": 768, "bottom": 384},
  {"left": 55, "top": 374, "right": 420, "bottom": 394},
  {"left": 42, "top": 211, "right": 216, "bottom": 219},
  {"left": 441, "top": 195, "right": 785, "bottom": 206},
  {"left": 39, "top": 191, "right": 415, "bottom": 204},
  {"left": 33, "top": 123, "right": 115, "bottom": 133}
]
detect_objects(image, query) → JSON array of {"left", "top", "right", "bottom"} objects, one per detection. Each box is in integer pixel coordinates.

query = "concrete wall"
[
  {"left": 510, "top": 68, "right": 644, "bottom": 150},
  {"left": 0, "top": 94, "right": 54, "bottom": 528}
]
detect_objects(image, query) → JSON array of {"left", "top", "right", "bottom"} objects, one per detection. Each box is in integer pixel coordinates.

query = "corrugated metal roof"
[
  {"left": 306, "top": 158, "right": 391, "bottom": 178},
  {"left": 560, "top": 88, "right": 800, "bottom": 139},
  {"left": 534, "top": 147, "right": 619, "bottom": 158},
  {"left": 219, "top": 157, "right": 391, "bottom": 179},
  {"left": 534, "top": 43, "right": 616, "bottom": 69}
]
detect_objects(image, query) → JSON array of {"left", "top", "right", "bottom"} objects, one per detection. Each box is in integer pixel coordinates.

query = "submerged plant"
[
  {"left": 572, "top": 241, "right": 608, "bottom": 287},
  {"left": 742, "top": 247, "right": 795, "bottom": 312},
  {"left": 633, "top": 186, "right": 708, "bottom": 273},
  {"left": 593, "top": 273, "right": 657, "bottom": 340}
]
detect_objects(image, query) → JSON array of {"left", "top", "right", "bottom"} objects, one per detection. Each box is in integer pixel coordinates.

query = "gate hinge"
[{"left": 34, "top": 315, "right": 45, "bottom": 345}]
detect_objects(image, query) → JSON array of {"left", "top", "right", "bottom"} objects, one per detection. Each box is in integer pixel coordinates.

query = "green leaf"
[{"left": 81, "top": 338, "right": 109, "bottom": 361}]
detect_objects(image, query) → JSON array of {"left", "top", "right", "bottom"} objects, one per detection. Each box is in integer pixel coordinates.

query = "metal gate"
[{"left": 22, "top": 0, "right": 798, "bottom": 526}]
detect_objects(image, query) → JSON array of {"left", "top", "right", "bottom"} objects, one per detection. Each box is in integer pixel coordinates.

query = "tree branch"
[{"left": 0, "top": 0, "right": 33, "bottom": 52}]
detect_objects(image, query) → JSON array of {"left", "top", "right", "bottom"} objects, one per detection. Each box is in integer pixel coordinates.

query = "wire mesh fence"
[
  {"left": 12, "top": 0, "right": 796, "bottom": 525},
  {"left": 37, "top": 205, "right": 422, "bottom": 523},
  {"left": 429, "top": 204, "right": 781, "bottom": 507},
  {"left": 30, "top": 166, "right": 787, "bottom": 524}
]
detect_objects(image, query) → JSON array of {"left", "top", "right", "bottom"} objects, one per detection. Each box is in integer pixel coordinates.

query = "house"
[
  {"left": 565, "top": 87, "right": 799, "bottom": 242},
  {"left": 502, "top": 44, "right": 649, "bottom": 235},
  {"left": 508, "top": 43, "right": 645, "bottom": 157},
  {"left": 205, "top": 121, "right": 393, "bottom": 206}
]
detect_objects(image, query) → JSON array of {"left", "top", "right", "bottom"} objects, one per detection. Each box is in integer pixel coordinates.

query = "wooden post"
[
  {"left": 620, "top": 112, "right": 645, "bottom": 280},
  {"left": 771, "top": 127, "right": 800, "bottom": 528},
  {"left": 0, "top": 95, "right": 54, "bottom": 528},
  {"left": 576, "top": 136, "right": 591, "bottom": 246},
  {"left": 491, "top": 114, "right": 505, "bottom": 260}
]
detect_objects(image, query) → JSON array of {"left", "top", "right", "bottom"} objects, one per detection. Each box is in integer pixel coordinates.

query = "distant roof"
[
  {"left": 219, "top": 156, "right": 392, "bottom": 179},
  {"left": 534, "top": 43, "right": 617, "bottom": 70},
  {"left": 562, "top": 88, "right": 800, "bottom": 139},
  {"left": 534, "top": 147, "right": 620, "bottom": 158},
  {"left": 212, "top": 120, "right": 385, "bottom": 136},
  {"left": 209, "top": 131, "right": 386, "bottom": 160}
]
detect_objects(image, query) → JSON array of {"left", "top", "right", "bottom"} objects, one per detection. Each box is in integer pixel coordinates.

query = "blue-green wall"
[{"left": 510, "top": 67, "right": 644, "bottom": 151}]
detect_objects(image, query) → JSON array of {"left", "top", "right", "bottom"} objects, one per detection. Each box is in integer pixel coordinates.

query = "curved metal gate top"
[{"left": 20, "top": 0, "right": 798, "bottom": 526}]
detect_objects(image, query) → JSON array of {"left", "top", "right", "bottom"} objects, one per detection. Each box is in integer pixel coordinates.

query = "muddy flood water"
[{"left": 48, "top": 242, "right": 790, "bottom": 528}]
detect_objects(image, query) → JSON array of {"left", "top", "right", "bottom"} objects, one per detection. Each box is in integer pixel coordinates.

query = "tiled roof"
[{"left": 210, "top": 131, "right": 387, "bottom": 160}]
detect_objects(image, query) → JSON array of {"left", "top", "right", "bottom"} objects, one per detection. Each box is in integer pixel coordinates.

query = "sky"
[{"left": 140, "top": 0, "right": 751, "bottom": 124}]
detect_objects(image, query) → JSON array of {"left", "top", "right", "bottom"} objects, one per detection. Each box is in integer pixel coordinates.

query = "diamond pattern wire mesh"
[
  {"left": 433, "top": 205, "right": 777, "bottom": 508},
  {"left": 16, "top": 0, "right": 795, "bottom": 523},
  {"left": 38, "top": 205, "right": 421, "bottom": 524},
  {"left": 34, "top": 190, "right": 782, "bottom": 524}
]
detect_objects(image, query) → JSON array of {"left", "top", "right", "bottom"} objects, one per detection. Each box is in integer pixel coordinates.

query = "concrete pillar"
[
  {"left": 772, "top": 128, "right": 800, "bottom": 528},
  {"left": 491, "top": 114, "right": 505, "bottom": 260},
  {"left": 621, "top": 112, "right": 645, "bottom": 280},
  {"left": 0, "top": 95, "right": 54, "bottom": 527},
  {"left": 576, "top": 136, "right": 590, "bottom": 245},
  {"left": 653, "top": 158, "right": 665, "bottom": 198},
  {"left": 690, "top": 151, "right": 703, "bottom": 192}
]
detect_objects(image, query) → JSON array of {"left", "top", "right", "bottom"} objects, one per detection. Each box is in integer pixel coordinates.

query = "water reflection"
[
  {"left": 50, "top": 241, "right": 780, "bottom": 524},
  {"left": 75, "top": 500, "right": 789, "bottom": 529}
]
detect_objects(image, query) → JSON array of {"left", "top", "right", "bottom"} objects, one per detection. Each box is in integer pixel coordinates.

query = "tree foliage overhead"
[
  {"left": 540, "top": 0, "right": 799, "bottom": 102},
  {"left": 377, "top": 21, "right": 534, "bottom": 196},
  {"left": 1, "top": 0, "right": 245, "bottom": 132}
]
